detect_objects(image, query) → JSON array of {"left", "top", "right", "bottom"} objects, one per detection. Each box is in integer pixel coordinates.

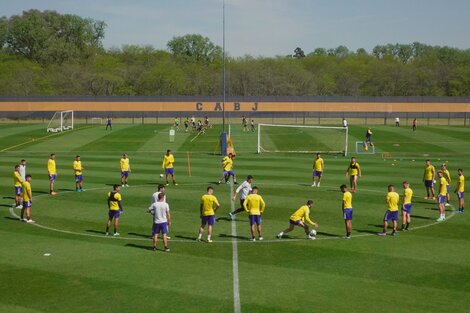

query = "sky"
[{"left": 3, "top": 0, "right": 470, "bottom": 57}]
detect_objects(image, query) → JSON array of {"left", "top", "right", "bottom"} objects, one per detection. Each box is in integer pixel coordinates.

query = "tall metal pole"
[{"left": 222, "top": 0, "right": 226, "bottom": 132}]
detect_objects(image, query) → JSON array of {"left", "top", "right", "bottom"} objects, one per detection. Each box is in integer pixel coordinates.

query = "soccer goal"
[
  {"left": 46, "top": 110, "right": 74, "bottom": 132},
  {"left": 91, "top": 117, "right": 103, "bottom": 125},
  {"left": 257, "top": 124, "right": 348, "bottom": 155}
]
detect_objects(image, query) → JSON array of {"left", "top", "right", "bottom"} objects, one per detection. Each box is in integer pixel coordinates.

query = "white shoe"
[
  {"left": 277, "top": 233, "right": 283, "bottom": 239},
  {"left": 258, "top": 237, "right": 264, "bottom": 241},
  {"left": 317, "top": 183, "right": 320, "bottom": 187},
  {"left": 16, "top": 205, "right": 23, "bottom": 209},
  {"left": 113, "top": 232, "right": 120, "bottom": 236},
  {"left": 311, "top": 183, "right": 316, "bottom": 187},
  {"left": 250, "top": 238, "right": 256, "bottom": 242},
  {"left": 436, "top": 217, "right": 445, "bottom": 222},
  {"left": 105, "top": 232, "right": 109, "bottom": 236},
  {"left": 121, "top": 184, "right": 125, "bottom": 187},
  {"left": 307, "top": 235, "right": 316, "bottom": 240},
  {"left": 444, "top": 203, "right": 450, "bottom": 207},
  {"left": 125, "top": 184, "right": 129, "bottom": 187},
  {"left": 26, "top": 219, "right": 36, "bottom": 224}
]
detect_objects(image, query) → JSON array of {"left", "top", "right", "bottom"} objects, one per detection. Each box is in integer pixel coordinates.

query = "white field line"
[{"left": 230, "top": 179, "right": 241, "bottom": 313}]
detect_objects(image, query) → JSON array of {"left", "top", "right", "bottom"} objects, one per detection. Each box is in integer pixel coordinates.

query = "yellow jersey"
[
  {"left": 22, "top": 181, "right": 32, "bottom": 201},
  {"left": 439, "top": 177, "right": 448, "bottom": 196},
  {"left": 13, "top": 171, "right": 23, "bottom": 187},
  {"left": 348, "top": 162, "right": 360, "bottom": 176},
  {"left": 162, "top": 154, "right": 174, "bottom": 169},
  {"left": 457, "top": 175, "right": 465, "bottom": 192},
  {"left": 386, "top": 192, "right": 399, "bottom": 212},
  {"left": 73, "top": 160, "right": 83, "bottom": 175},
  {"left": 243, "top": 193, "right": 266, "bottom": 215},
  {"left": 120, "top": 158, "right": 130, "bottom": 171},
  {"left": 423, "top": 165, "right": 435, "bottom": 180},
  {"left": 313, "top": 158, "right": 324, "bottom": 172},
  {"left": 343, "top": 191, "right": 353, "bottom": 209},
  {"left": 48, "top": 159, "right": 56, "bottom": 174},
  {"left": 403, "top": 187, "right": 413, "bottom": 205},
  {"left": 223, "top": 156, "right": 233, "bottom": 171},
  {"left": 200, "top": 194, "right": 219, "bottom": 216},
  {"left": 107, "top": 191, "right": 122, "bottom": 211},
  {"left": 290, "top": 205, "right": 315, "bottom": 225},
  {"left": 442, "top": 169, "right": 451, "bottom": 184}
]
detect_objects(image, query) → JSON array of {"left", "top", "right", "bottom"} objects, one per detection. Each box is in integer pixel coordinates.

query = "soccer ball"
[
  {"left": 309, "top": 229, "right": 317, "bottom": 237},
  {"left": 160, "top": 174, "right": 164, "bottom": 178}
]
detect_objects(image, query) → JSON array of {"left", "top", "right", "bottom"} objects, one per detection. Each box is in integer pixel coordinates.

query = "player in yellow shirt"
[
  {"left": 243, "top": 187, "right": 266, "bottom": 241},
  {"left": 378, "top": 185, "right": 400, "bottom": 236},
  {"left": 345, "top": 157, "right": 361, "bottom": 192},
  {"left": 162, "top": 149, "right": 177, "bottom": 186},
  {"left": 73, "top": 155, "right": 84, "bottom": 192},
  {"left": 455, "top": 168, "right": 464, "bottom": 213},
  {"left": 105, "top": 184, "right": 123, "bottom": 236},
  {"left": 197, "top": 186, "right": 220, "bottom": 243},
  {"left": 422, "top": 159, "right": 436, "bottom": 200},
  {"left": 277, "top": 200, "right": 317, "bottom": 240},
  {"left": 312, "top": 153, "right": 324, "bottom": 187},
  {"left": 441, "top": 163, "right": 451, "bottom": 206},
  {"left": 20, "top": 175, "right": 34, "bottom": 223},
  {"left": 340, "top": 184, "right": 353, "bottom": 239},
  {"left": 436, "top": 171, "right": 449, "bottom": 222},
  {"left": 218, "top": 153, "right": 237, "bottom": 185},
  {"left": 120, "top": 153, "right": 131, "bottom": 187},
  {"left": 13, "top": 165, "right": 24, "bottom": 209},
  {"left": 48, "top": 153, "right": 57, "bottom": 195},
  {"left": 401, "top": 181, "right": 413, "bottom": 231}
]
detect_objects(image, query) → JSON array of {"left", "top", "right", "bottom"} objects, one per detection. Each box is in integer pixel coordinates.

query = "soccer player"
[
  {"left": 364, "top": 128, "right": 373, "bottom": 150},
  {"left": 230, "top": 175, "right": 253, "bottom": 220},
  {"left": 204, "top": 116, "right": 211, "bottom": 129},
  {"left": 243, "top": 186, "right": 266, "bottom": 241},
  {"left": 401, "top": 181, "right": 413, "bottom": 231},
  {"left": 106, "top": 117, "right": 112, "bottom": 130},
  {"left": 250, "top": 119, "right": 255, "bottom": 132},
  {"left": 148, "top": 192, "right": 171, "bottom": 252},
  {"left": 197, "top": 186, "right": 220, "bottom": 243},
  {"left": 151, "top": 184, "right": 166, "bottom": 204},
  {"left": 19, "top": 159, "right": 27, "bottom": 181},
  {"left": 436, "top": 171, "right": 448, "bottom": 222},
  {"left": 105, "top": 184, "right": 123, "bottom": 236},
  {"left": 242, "top": 116, "right": 248, "bottom": 132},
  {"left": 184, "top": 117, "right": 189, "bottom": 132},
  {"left": 162, "top": 149, "right": 177, "bottom": 186},
  {"left": 48, "top": 153, "right": 57, "bottom": 195},
  {"left": 422, "top": 159, "right": 436, "bottom": 200},
  {"left": 441, "top": 163, "right": 451, "bottom": 206},
  {"left": 412, "top": 118, "right": 417, "bottom": 131},
  {"left": 345, "top": 157, "right": 361, "bottom": 192},
  {"left": 219, "top": 153, "right": 237, "bottom": 184},
  {"left": 395, "top": 117, "right": 400, "bottom": 127},
  {"left": 13, "top": 165, "right": 24, "bottom": 209},
  {"left": 277, "top": 200, "right": 317, "bottom": 240},
  {"left": 20, "top": 175, "right": 34, "bottom": 223},
  {"left": 73, "top": 155, "right": 84, "bottom": 192},
  {"left": 378, "top": 185, "right": 400, "bottom": 236},
  {"left": 312, "top": 153, "right": 324, "bottom": 187},
  {"left": 342, "top": 118, "right": 348, "bottom": 128},
  {"left": 120, "top": 153, "right": 131, "bottom": 187},
  {"left": 174, "top": 117, "right": 180, "bottom": 131},
  {"left": 340, "top": 184, "right": 353, "bottom": 239},
  {"left": 455, "top": 168, "right": 465, "bottom": 213}
]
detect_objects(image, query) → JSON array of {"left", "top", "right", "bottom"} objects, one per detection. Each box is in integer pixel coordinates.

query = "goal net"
[
  {"left": 91, "top": 117, "right": 103, "bottom": 125},
  {"left": 47, "top": 110, "right": 74, "bottom": 132},
  {"left": 257, "top": 124, "right": 348, "bottom": 155}
]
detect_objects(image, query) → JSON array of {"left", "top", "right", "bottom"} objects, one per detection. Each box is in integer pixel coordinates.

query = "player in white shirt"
[
  {"left": 19, "top": 159, "right": 27, "bottom": 181},
  {"left": 229, "top": 175, "right": 253, "bottom": 220},
  {"left": 147, "top": 193, "right": 171, "bottom": 252},
  {"left": 151, "top": 184, "right": 166, "bottom": 204}
]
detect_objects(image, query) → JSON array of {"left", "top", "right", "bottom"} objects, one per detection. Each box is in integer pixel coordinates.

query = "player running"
[
  {"left": 346, "top": 157, "right": 361, "bottom": 192},
  {"left": 174, "top": 117, "right": 180, "bottom": 131},
  {"left": 73, "top": 155, "right": 84, "bottom": 192},
  {"left": 148, "top": 192, "right": 171, "bottom": 252},
  {"left": 229, "top": 175, "right": 253, "bottom": 220},
  {"left": 277, "top": 200, "right": 317, "bottom": 240},
  {"left": 441, "top": 163, "right": 451, "bottom": 206},
  {"left": 340, "top": 184, "right": 353, "bottom": 239},
  {"left": 218, "top": 153, "right": 237, "bottom": 184},
  {"left": 162, "top": 149, "right": 177, "bottom": 186},
  {"left": 105, "top": 184, "right": 123, "bottom": 236},
  {"left": 120, "top": 154, "right": 131, "bottom": 187},
  {"left": 401, "top": 181, "right": 413, "bottom": 231},
  {"left": 312, "top": 153, "right": 324, "bottom": 187},
  {"left": 455, "top": 168, "right": 465, "bottom": 213},
  {"left": 423, "top": 160, "right": 436, "bottom": 200},
  {"left": 20, "top": 175, "right": 34, "bottom": 223},
  {"left": 378, "top": 185, "right": 400, "bottom": 236},
  {"left": 243, "top": 186, "right": 266, "bottom": 241},
  {"left": 48, "top": 153, "right": 57, "bottom": 195},
  {"left": 436, "top": 171, "right": 448, "bottom": 222},
  {"left": 13, "top": 165, "right": 24, "bottom": 209},
  {"left": 197, "top": 186, "right": 220, "bottom": 243}
]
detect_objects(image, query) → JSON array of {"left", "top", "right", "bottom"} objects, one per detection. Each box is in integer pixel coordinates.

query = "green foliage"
[{"left": 167, "top": 34, "right": 222, "bottom": 63}]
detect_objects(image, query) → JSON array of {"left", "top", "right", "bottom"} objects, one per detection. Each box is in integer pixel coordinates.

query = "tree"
[
  {"left": 167, "top": 34, "right": 222, "bottom": 62},
  {"left": 0, "top": 16, "right": 7, "bottom": 50},
  {"left": 293, "top": 47, "right": 305, "bottom": 59}
]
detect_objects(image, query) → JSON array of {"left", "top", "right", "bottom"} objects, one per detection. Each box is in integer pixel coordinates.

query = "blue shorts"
[
  {"left": 75, "top": 175, "right": 83, "bottom": 182},
  {"left": 15, "top": 186, "right": 22, "bottom": 195},
  {"left": 201, "top": 215, "right": 215, "bottom": 226},
  {"left": 343, "top": 208, "right": 353, "bottom": 220},
  {"left": 224, "top": 170, "right": 235, "bottom": 177},
  {"left": 152, "top": 222, "right": 168, "bottom": 235},
  {"left": 23, "top": 200, "right": 31, "bottom": 208},
  {"left": 402, "top": 203, "right": 412, "bottom": 214},
  {"left": 249, "top": 215, "right": 261, "bottom": 225},
  {"left": 108, "top": 210, "right": 121, "bottom": 219},
  {"left": 289, "top": 219, "right": 302, "bottom": 225},
  {"left": 438, "top": 195, "right": 446, "bottom": 204},
  {"left": 165, "top": 168, "right": 175, "bottom": 175},
  {"left": 121, "top": 171, "right": 129, "bottom": 177},
  {"left": 424, "top": 180, "right": 433, "bottom": 188},
  {"left": 49, "top": 174, "right": 57, "bottom": 182},
  {"left": 457, "top": 191, "right": 464, "bottom": 199},
  {"left": 313, "top": 170, "right": 322, "bottom": 177},
  {"left": 384, "top": 210, "right": 398, "bottom": 222},
  {"left": 446, "top": 186, "right": 450, "bottom": 193}
]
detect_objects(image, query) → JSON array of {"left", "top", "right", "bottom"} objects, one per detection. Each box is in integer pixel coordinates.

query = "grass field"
[{"left": 1, "top": 123, "right": 469, "bottom": 313}]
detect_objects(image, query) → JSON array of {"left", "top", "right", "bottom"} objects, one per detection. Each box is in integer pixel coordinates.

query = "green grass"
[{"left": 1, "top": 123, "right": 469, "bottom": 313}]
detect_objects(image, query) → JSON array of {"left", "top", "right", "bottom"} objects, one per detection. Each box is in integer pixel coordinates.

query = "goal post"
[
  {"left": 47, "top": 110, "right": 74, "bottom": 132},
  {"left": 257, "top": 124, "right": 348, "bottom": 155}
]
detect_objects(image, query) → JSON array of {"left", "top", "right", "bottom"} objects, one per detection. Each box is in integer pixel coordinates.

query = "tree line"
[{"left": 1, "top": 10, "right": 470, "bottom": 97}]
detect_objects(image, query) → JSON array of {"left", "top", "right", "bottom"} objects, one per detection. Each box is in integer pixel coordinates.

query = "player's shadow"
[
  {"left": 34, "top": 191, "right": 50, "bottom": 195},
  {"left": 356, "top": 225, "right": 383, "bottom": 234},
  {"left": 86, "top": 229, "right": 107, "bottom": 235},
  {"left": 4, "top": 216, "right": 20, "bottom": 221},
  {"left": 216, "top": 217, "right": 248, "bottom": 223},
  {"left": 0, "top": 204, "right": 14, "bottom": 208},
  {"left": 58, "top": 188, "right": 75, "bottom": 192},
  {"left": 128, "top": 232, "right": 151, "bottom": 238},
  {"left": 218, "top": 233, "right": 251, "bottom": 240},
  {"left": 411, "top": 215, "right": 433, "bottom": 220},
  {"left": 2, "top": 196, "right": 14, "bottom": 200},
  {"left": 316, "top": 231, "right": 339, "bottom": 237},
  {"left": 125, "top": 243, "right": 154, "bottom": 251},
  {"left": 175, "top": 235, "right": 198, "bottom": 241}
]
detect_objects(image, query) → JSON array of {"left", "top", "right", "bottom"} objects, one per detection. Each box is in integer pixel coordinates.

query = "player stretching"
[
  {"left": 277, "top": 200, "right": 317, "bottom": 240},
  {"left": 148, "top": 192, "right": 171, "bottom": 252},
  {"left": 230, "top": 175, "right": 253, "bottom": 220},
  {"left": 105, "top": 184, "right": 123, "bottom": 236},
  {"left": 312, "top": 153, "right": 324, "bottom": 187},
  {"left": 243, "top": 186, "right": 266, "bottom": 241},
  {"left": 441, "top": 163, "right": 451, "bottom": 206},
  {"left": 401, "top": 181, "right": 413, "bottom": 231},
  {"left": 120, "top": 153, "right": 131, "bottom": 187},
  {"left": 13, "top": 165, "right": 24, "bottom": 209},
  {"left": 73, "top": 155, "right": 84, "bottom": 192},
  {"left": 423, "top": 160, "right": 436, "bottom": 200},
  {"left": 162, "top": 149, "right": 177, "bottom": 186},
  {"left": 48, "top": 153, "right": 57, "bottom": 195},
  {"left": 455, "top": 169, "right": 465, "bottom": 213},
  {"left": 436, "top": 171, "right": 448, "bottom": 222},
  {"left": 20, "top": 175, "right": 34, "bottom": 223},
  {"left": 346, "top": 157, "right": 361, "bottom": 192},
  {"left": 197, "top": 186, "right": 220, "bottom": 243},
  {"left": 378, "top": 185, "right": 400, "bottom": 236},
  {"left": 340, "top": 184, "right": 353, "bottom": 239}
]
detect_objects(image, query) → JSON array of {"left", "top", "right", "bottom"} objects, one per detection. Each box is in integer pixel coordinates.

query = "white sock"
[
  {"left": 207, "top": 235, "right": 211, "bottom": 241},
  {"left": 278, "top": 232, "right": 283, "bottom": 236},
  {"left": 197, "top": 234, "right": 202, "bottom": 240}
]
